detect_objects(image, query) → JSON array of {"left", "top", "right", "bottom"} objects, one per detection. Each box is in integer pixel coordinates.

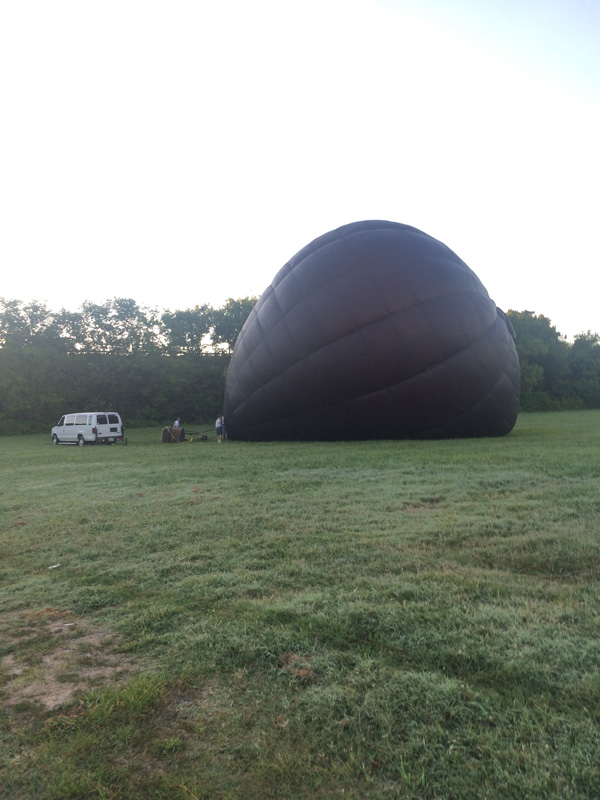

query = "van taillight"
[{"left": 92, "top": 427, "right": 97, "bottom": 434}]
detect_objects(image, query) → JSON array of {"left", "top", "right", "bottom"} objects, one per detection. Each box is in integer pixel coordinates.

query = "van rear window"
[
  {"left": 97, "top": 415, "right": 108, "bottom": 425},
  {"left": 108, "top": 414, "right": 120, "bottom": 424}
]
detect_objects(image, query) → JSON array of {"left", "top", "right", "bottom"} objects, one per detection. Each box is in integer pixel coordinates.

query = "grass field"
[{"left": 1, "top": 411, "right": 599, "bottom": 799}]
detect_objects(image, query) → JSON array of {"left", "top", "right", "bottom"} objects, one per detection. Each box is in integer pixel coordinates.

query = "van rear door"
[
  {"left": 107, "top": 413, "right": 121, "bottom": 434},
  {"left": 96, "top": 413, "right": 123, "bottom": 443}
]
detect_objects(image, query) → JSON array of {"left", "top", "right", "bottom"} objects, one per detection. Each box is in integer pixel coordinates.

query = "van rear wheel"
[{"left": 77, "top": 436, "right": 85, "bottom": 447}]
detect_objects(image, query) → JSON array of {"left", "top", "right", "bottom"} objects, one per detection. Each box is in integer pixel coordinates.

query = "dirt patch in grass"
[
  {"left": 0, "top": 608, "right": 133, "bottom": 710},
  {"left": 279, "top": 652, "right": 318, "bottom": 682}
]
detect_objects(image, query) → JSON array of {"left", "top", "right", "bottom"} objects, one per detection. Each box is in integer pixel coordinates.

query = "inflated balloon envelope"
[{"left": 223, "top": 220, "right": 520, "bottom": 440}]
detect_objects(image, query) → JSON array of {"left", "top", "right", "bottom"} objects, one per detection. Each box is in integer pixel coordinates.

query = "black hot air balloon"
[{"left": 223, "top": 220, "right": 520, "bottom": 440}]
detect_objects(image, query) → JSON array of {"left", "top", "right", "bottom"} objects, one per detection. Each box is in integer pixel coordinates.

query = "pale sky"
[{"left": 1, "top": 0, "right": 599, "bottom": 340}]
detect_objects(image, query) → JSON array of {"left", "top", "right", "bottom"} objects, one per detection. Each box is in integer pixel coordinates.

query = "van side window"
[
  {"left": 75, "top": 415, "right": 87, "bottom": 425},
  {"left": 97, "top": 415, "right": 108, "bottom": 425},
  {"left": 108, "top": 414, "right": 119, "bottom": 424},
  {"left": 66, "top": 416, "right": 75, "bottom": 426},
  {"left": 57, "top": 417, "right": 65, "bottom": 426}
]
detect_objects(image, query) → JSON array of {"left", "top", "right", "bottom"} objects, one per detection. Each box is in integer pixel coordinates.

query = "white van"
[{"left": 51, "top": 412, "right": 125, "bottom": 446}]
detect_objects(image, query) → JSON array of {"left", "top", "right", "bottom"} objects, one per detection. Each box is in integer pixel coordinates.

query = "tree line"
[
  {"left": 507, "top": 310, "right": 600, "bottom": 412},
  {"left": 0, "top": 298, "right": 599, "bottom": 435},
  {"left": 0, "top": 297, "right": 256, "bottom": 434},
  {"left": 0, "top": 296, "right": 257, "bottom": 356}
]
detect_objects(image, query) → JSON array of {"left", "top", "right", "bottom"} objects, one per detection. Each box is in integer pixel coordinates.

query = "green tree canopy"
[
  {"left": 567, "top": 331, "right": 600, "bottom": 407},
  {"left": 211, "top": 297, "right": 258, "bottom": 354},
  {"left": 161, "top": 305, "right": 213, "bottom": 355},
  {"left": 507, "top": 310, "right": 596, "bottom": 410}
]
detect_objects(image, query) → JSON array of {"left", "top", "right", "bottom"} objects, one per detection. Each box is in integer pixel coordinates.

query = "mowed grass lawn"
[{"left": 1, "top": 411, "right": 599, "bottom": 799}]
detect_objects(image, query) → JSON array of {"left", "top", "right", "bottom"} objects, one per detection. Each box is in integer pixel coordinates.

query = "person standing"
[
  {"left": 172, "top": 417, "right": 184, "bottom": 441},
  {"left": 216, "top": 415, "right": 223, "bottom": 443}
]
